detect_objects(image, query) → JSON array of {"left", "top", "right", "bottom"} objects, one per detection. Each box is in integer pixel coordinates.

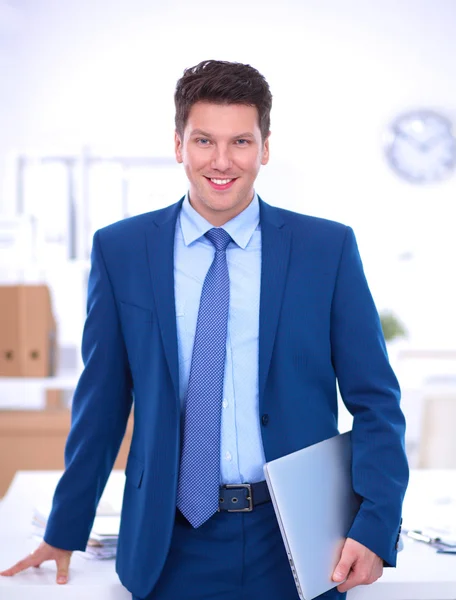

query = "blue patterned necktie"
[{"left": 177, "top": 227, "right": 232, "bottom": 528}]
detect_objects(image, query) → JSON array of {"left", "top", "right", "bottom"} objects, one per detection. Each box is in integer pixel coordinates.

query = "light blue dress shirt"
[{"left": 174, "top": 193, "right": 266, "bottom": 484}]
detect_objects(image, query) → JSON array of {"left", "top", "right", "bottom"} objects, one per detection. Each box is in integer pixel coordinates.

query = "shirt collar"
[{"left": 179, "top": 192, "right": 260, "bottom": 250}]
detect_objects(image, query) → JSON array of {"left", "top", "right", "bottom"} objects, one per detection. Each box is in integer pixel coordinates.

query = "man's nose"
[{"left": 211, "top": 146, "right": 232, "bottom": 172}]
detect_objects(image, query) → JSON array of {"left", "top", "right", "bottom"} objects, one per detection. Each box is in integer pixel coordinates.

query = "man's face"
[{"left": 175, "top": 101, "right": 270, "bottom": 226}]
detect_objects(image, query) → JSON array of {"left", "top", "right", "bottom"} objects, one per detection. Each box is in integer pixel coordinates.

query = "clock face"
[{"left": 385, "top": 110, "right": 456, "bottom": 183}]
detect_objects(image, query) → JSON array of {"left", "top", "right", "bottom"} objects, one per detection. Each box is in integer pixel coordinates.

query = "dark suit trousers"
[{"left": 132, "top": 500, "right": 346, "bottom": 600}]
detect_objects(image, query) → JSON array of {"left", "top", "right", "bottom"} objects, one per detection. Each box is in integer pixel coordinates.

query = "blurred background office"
[{"left": 1, "top": 0, "right": 456, "bottom": 497}]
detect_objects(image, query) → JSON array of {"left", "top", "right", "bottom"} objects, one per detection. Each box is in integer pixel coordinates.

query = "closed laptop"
[{"left": 263, "top": 431, "right": 360, "bottom": 600}]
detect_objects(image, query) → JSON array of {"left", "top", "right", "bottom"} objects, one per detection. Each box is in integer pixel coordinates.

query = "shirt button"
[
  {"left": 261, "top": 414, "right": 269, "bottom": 426},
  {"left": 225, "top": 451, "right": 232, "bottom": 462},
  {"left": 222, "top": 399, "right": 228, "bottom": 409}
]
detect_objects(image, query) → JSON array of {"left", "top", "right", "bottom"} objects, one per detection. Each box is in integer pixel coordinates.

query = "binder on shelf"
[{"left": 0, "top": 284, "right": 57, "bottom": 377}]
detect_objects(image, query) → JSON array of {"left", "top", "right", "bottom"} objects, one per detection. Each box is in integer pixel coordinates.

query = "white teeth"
[{"left": 210, "top": 178, "right": 233, "bottom": 185}]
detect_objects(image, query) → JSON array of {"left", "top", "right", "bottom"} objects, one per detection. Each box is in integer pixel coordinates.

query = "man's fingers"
[
  {"left": 337, "top": 565, "right": 381, "bottom": 593},
  {"left": 0, "top": 542, "right": 72, "bottom": 584},
  {"left": 332, "top": 548, "right": 356, "bottom": 582},
  {"left": 334, "top": 538, "right": 384, "bottom": 592},
  {"left": 0, "top": 555, "right": 37, "bottom": 576},
  {"left": 56, "top": 552, "right": 71, "bottom": 584},
  {"left": 332, "top": 561, "right": 351, "bottom": 584},
  {"left": 56, "top": 571, "right": 68, "bottom": 584},
  {"left": 29, "top": 550, "right": 44, "bottom": 568},
  {"left": 337, "top": 569, "right": 359, "bottom": 593}
]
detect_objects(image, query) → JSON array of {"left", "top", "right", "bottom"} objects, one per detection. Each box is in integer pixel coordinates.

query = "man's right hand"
[{"left": 0, "top": 541, "right": 73, "bottom": 584}]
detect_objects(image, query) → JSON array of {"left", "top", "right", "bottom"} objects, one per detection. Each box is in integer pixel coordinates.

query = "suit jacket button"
[{"left": 261, "top": 414, "right": 269, "bottom": 426}]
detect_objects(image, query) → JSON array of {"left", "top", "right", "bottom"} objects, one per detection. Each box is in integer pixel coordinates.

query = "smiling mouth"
[{"left": 205, "top": 177, "right": 237, "bottom": 190}]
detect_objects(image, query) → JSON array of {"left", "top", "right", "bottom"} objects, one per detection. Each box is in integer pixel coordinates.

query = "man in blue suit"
[{"left": 1, "top": 60, "right": 408, "bottom": 599}]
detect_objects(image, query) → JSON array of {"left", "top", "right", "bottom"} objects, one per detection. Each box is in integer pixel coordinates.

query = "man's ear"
[
  {"left": 175, "top": 131, "right": 183, "bottom": 163},
  {"left": 261, "top": 132, "right": 271, "bottom": 165}
]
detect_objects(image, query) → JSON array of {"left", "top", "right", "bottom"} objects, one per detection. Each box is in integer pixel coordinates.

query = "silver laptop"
[{"left": 263, "top": 431, "right": 360, "bottom": 600}]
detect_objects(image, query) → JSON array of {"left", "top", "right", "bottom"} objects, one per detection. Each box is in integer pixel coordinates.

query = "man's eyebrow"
[
  {"left": 190, "top": 129, "right": 213, "bottom": 137},
  {"left": 189, "top": 129, "right": 255, "bottom": 140},
  {"left": 233, "top": 132, "right": 255, "bottom": 139}
]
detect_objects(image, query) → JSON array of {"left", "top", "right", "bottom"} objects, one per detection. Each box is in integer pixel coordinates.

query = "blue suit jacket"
[{"left": 44, "top": 198, "right": 408, "bottom": 598}]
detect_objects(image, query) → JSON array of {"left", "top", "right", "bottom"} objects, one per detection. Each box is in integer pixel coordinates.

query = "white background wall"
[{"left": 1, "top": 0, "right": 456, "bottom": 351}]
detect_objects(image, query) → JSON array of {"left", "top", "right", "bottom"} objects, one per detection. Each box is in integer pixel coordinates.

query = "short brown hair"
[{"left": 174, "top": 60, "right": 272, "bottom": 141}]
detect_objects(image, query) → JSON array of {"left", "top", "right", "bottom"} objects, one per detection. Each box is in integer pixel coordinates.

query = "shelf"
[
  {"left": 0, "top": 260, "right": 90, "bottom": 271},
  {"left": 0, "top": 371, "right": 81, "bottom": 410},
  {"left": 0, "top": 369, "right": 80, "bottom": 388}
]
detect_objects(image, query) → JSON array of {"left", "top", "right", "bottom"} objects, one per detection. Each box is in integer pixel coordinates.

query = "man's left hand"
[{"left": 332, "top": 538, "right": 383, "bottom": 592}]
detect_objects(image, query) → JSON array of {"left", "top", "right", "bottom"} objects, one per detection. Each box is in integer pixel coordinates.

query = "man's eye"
[
  {"left": 196, "top": 138, "right": 210, "bottom": 145},
  {"left": 236, "top": 139, "right": 249, "bottom": 145}
]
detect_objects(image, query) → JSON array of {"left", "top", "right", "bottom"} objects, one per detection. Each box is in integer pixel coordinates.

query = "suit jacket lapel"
[
  {"left": 145, "top": 197, "right": 290, "bottom": 408},
  {"left": 258, "top": 199, "right": 291, "bottom": 407},
  {"left": 146, "top": 200, "right": 184, "bottom": 402}
]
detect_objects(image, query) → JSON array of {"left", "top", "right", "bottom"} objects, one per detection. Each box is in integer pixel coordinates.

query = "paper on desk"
[
  {"left": 30, "top": 532, "right": 118, "bottom": 560},
  {"left": 403, "top": 491, "right": 456, "bottom": 535},
  {"left": 403, "top": 491, "right": 456, "bottom": 555},
  {"left": 33, "top": 511, "right": 120, "bottom": 537},
  {"left": 31, "top": 499, "right": 121, "bottom": 560}
]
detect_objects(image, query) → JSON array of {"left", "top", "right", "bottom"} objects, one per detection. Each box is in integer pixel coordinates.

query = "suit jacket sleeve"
[
  {"left": 330, "top": 226, "right": 408, "bottom": 567},
  {"left": 44, "top": 230, "right": 133, "bottom": 551}
]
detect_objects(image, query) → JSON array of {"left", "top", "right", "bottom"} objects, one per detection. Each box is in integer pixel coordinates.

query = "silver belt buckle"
[{"left": 224, "top": 483, "right": 253, "bottom": 512}]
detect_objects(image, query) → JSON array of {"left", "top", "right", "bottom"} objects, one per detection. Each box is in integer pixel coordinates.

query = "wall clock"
[{"left": 384, "top": 110, "right": 456, "bottom": 184}]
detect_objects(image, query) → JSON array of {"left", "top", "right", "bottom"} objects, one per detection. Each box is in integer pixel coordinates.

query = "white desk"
[
  {"left": 1, "top": 470, "right": 455, "bottom": 599},
  {"left": 351, "top": 469, "right": 456, "bottom": 600},
  {"left": 0, "top": 471, "right": 130, "bottom": 600}
]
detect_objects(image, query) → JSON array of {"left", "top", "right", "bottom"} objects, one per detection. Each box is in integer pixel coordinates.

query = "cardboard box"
[{"left": 0, "top": 285, "right": 57, "bottom": 377}]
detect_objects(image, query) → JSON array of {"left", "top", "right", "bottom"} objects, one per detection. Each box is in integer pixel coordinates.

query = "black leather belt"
[{"left": 218, "top": 480, "right": 271, "bottom": 512}]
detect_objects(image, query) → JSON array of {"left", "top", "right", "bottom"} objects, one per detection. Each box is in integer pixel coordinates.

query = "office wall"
[{"left": 1, "top": 0, "right": 456, "bottom": 348}]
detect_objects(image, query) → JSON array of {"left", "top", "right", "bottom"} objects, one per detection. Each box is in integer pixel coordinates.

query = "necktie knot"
[{"left": 205, "top": 228, "right": 232, "bottom": 252}]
